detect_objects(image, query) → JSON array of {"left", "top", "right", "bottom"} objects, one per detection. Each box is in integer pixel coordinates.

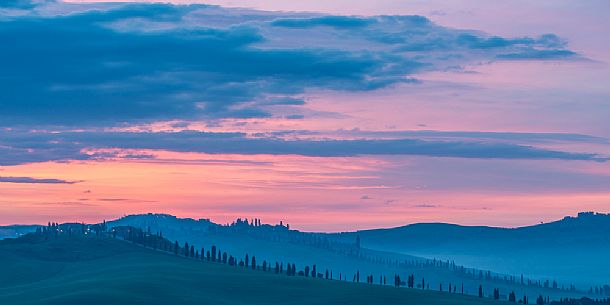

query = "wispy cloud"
[{"left": 0, "top": 176, "right": 77, "bottom": 184}]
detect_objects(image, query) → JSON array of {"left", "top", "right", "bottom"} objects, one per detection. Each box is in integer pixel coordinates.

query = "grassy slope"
[{"left": 0, "top": 237, "right": 497, "bottom": 305}]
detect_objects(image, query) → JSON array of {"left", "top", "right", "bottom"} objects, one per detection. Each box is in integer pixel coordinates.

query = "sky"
[{"left": 1, "top": 0, "right": 609, "bottom": 231}]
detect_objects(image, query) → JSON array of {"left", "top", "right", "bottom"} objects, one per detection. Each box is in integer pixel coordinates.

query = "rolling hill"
[
  {"left": 329, "top": 212, "right": 610, "bottom": 288},
  {"left": 105, "top": 213, "right": 598, "bottom": 300},
  {"left": 0, "top": 235, "right": 498, "bottom": 305},
  {"left": 1, "top": 212, "right": 606, "bottom": 299}
]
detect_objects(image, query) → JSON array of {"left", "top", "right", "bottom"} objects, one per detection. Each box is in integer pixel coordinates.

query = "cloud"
[
  {"left": 0, "top": 0, "right": 47, "bottom": 9},
  {"left": 0, "top": 129, "right": 605, "bottom": 166},
  {"left": 0, "top": 1, "right": 577, "bottom": 127},
  {"left": 0, "top": 176, "right": 76, "bottom": 184},
  {"left": 496, "top": 49, "right": 576, "bottom": 60},
  {"left": 413, "top": 204, "right": 439, "bottom": 208},
  {"left": 32, "top": 201, "right": 96, "bottom": 207},
  {"left": 331, "top": 129, "right": 609, "bottom": 144},
  {"left": 271, "top": 16, "right": 375, "bottom": 28},
  {"left": 285, "top": 114, "right": 305, "bottom": 120}
]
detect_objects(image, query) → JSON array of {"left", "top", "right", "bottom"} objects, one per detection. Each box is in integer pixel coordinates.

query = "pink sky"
[{"left": 1, "top": 0, "right": 609, "bottom": 231}]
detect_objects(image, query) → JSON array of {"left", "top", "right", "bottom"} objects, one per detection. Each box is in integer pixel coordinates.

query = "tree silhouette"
[{"left": 509, "top": 291, "right": 516, "bottom": 302}]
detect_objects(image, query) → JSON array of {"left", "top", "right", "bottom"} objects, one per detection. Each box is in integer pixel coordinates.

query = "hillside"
[
  {"left": 106, "top": 214, "right": 596, "bottom": 300},
  {"left": 2, "top": 212, "right": 606, "bottom": 299},
  {"left": 330, "top": 212, "right": 610, "bottom": 287},
  {"left": 0, "top": 235, "right": 497, "bottom": 305}
]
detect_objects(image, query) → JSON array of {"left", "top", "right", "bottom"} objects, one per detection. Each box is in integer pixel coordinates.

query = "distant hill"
[
  {"left": 0, "top": 234, "right": 497, "bottom": 305},
  {"left": 0, "top": 225, "right": 39, "bottom": 240},
  {"left": 329, "top": 212, "right": 610, "bottom": 288}
]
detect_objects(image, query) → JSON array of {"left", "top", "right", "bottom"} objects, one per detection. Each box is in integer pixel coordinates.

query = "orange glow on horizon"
[{"left": 2, "top": 151, "right": 609, "bottom": 232}]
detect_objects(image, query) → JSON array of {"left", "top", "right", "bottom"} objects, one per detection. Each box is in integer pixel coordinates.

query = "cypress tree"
[{"left": 509, "top": 291, "right": 516, "bottom": 302}]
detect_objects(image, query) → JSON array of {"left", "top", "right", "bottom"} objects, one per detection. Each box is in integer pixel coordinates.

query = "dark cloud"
[
  {"left": 271, "top": 16, "right": 375, "bottom": 28},
  {"left": 0, "top": 3, "right": 416, "bottom": 126},
  {"left": 0, "top": 0, "right": 49, "bottom": 9},
  {"left": 0, "top": 2, "right": 576, "bottom": 127},
  {"left": 0, "top": 176, "right": 76, "bottom": 184},
  {"left": 285, "top": 114, "right": 305, "bottom": 120},
  {"left": 0, "top": 130, "right": 605, "bottom": 166},
  {"left": 496, "top": 49, "right": 576, "bottom": 60}
]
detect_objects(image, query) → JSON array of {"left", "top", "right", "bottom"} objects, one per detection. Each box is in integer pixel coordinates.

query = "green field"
[{"left": 0, "top": 236, "right": 502, "bottom": 305}]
